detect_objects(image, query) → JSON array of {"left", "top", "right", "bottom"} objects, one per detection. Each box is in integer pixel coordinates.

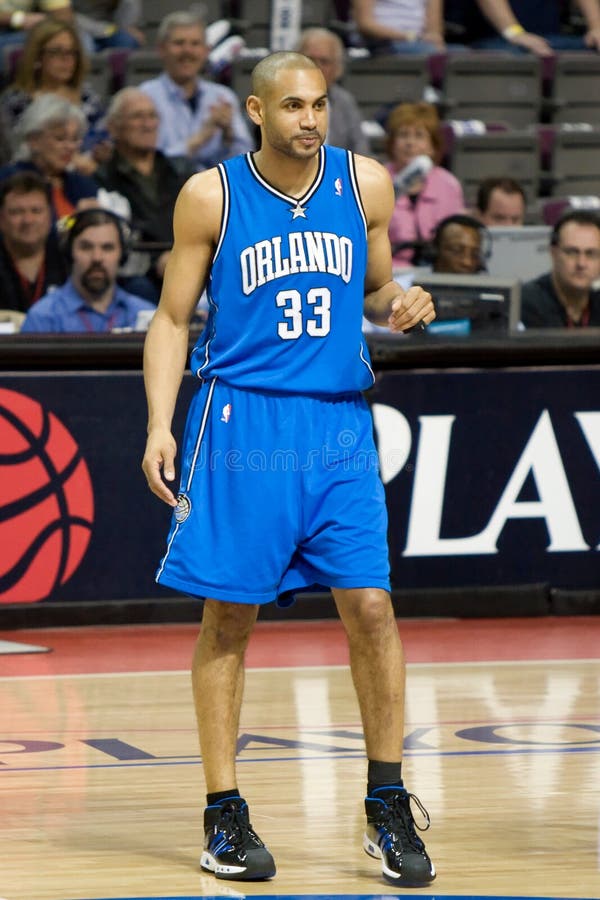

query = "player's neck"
[{"left": 252, "top": 147, "right": 320, "bottom": 199}]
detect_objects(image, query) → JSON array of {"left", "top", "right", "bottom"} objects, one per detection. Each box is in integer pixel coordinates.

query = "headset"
[
  {"left": 424, "top": 214, "right": 492, "bottom": 272},
  {"left": 58, "top": 208, "right": 133, "bottom": 266}
]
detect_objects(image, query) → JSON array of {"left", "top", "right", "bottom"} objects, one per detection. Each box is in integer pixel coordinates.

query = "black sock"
[
  {"left": 206, "top": 788, "right": 241, "bottom": 806},
  {"left": 367, "top": 759, "right": 403, "bottom": 796}
]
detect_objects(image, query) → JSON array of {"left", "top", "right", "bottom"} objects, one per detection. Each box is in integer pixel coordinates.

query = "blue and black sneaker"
[
  {"left": 364, "top": 786, "right": 435, "bottom": 886},
  {"left": 201, "top": 796, "right": 276, "bottom": 881}
]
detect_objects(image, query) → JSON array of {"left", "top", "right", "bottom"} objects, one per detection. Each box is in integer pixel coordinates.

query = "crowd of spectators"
[{"left": 1, "top": 0, "right": 600, "bottom": 332}]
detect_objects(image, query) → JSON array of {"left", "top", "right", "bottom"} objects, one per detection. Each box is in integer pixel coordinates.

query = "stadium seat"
[
  {"left": 541, "top": 195, "right": 600, "bottom": 225},
  {"left": 442, "top": 53, "right": 542, "bottom": 128},
  {"left": 123, "top": 50, "right": 163, "bottom": 87},
  {"left": 341, "top": 55, "right": 430, "bottom": 122},
  {"left": 234, "top": 0, "right": 340, "bottom": 50},
  {"left": 139, "top": 0, "right": 224, "bottom": 43},
  {"left": 448, "top": 131, "right": 540, "bottom": 206},
  {"left": 549, "top": 52, "right": 600, "bottom": 125},
  {"left": 549, "top": 128, "right": 600, "bottom": 196}
]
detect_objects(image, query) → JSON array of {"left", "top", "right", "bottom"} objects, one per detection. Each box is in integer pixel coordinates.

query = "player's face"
[
  {"left": 71, "top": 223, "right": 121, "bottom": 298},
  {"left": 258, "top": 68, "right": 328, "bottom": 160},
  {"left": 551, "top": 222, "right": 600, "bottom": 294},
  {"left": 0, "top": 190, "right": 51, "bottom": 249}
]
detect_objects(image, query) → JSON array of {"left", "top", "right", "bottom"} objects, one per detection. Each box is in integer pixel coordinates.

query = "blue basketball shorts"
[{"left": 155, "top": 378, "right": 390, "bottom": 604}]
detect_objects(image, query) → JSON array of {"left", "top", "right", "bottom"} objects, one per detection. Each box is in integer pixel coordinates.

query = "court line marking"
[
  {"left": 66, "top": 894, "right": 587, "bottom": 900},
  {"left": 1, "top": 743, "right": 599, "bottom": 775},
  {"left": 1, "top": 658, "right": 598, "bottom": 682}
]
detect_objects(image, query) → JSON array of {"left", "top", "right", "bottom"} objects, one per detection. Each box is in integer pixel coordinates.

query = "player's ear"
[{"left": 246, "top": 95, "right": 264, "bottom": 126}]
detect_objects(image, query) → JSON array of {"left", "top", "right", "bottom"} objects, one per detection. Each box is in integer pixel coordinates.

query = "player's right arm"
[{"left": 141, "top": 168, "right": 222, "bottom": 506}]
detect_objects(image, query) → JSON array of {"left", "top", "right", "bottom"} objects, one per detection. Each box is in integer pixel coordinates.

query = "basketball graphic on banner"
[{"left": 0, "top": 388, "right": 94, "bottom": 604}]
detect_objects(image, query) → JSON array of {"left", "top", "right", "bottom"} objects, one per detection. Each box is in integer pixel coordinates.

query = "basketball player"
[{"left": 141, "top": 52, "right": 436, "bottom": 887}]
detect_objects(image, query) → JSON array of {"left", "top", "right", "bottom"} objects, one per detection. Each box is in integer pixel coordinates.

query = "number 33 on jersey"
[{"left": 191, "top": 146, "right": 376, "bottom": 395}]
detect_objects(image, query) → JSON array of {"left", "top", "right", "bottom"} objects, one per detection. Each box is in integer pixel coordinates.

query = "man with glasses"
[{"left": 521, "top": 209, "right": 600, "bottom": 328}]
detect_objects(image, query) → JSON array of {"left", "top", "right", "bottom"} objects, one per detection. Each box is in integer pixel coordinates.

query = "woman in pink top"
[{"left": 384, "top": 101, "right": 464, "bottom": 268}]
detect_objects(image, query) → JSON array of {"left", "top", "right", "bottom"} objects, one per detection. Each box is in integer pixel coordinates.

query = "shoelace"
[
  {"left": 384, "top": 792, "right": 431, "bottom": 851},
  {"left": 217, "top": 802, "right": 257, "bottom": 846}
]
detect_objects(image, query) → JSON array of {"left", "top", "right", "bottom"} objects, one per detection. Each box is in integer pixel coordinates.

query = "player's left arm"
[{"left": 355, "top": 154, "right": 436, "bottom": 331}]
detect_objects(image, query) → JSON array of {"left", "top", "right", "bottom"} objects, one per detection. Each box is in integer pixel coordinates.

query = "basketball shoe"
[
  {"left": 364, "top": 786, "right": 436, "bottom": 886},
  {"left": 201, "top": 796, "right": 276, "bottom": 881}
]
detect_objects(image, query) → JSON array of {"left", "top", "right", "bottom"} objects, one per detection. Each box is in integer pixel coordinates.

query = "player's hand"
[
  {"left": 388, "top": 284, "right": 436, "bottom": 333},
  {"left": 142, "top": 428, "right": 178, "bottom": 506}
]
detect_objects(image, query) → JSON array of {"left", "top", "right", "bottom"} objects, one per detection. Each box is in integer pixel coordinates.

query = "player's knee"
[
  {"left": 338, "top": 588, "right": 394, "bottom": 638},
  {"left": 202, "top": 598, "right": 258, "bottom": 649}
]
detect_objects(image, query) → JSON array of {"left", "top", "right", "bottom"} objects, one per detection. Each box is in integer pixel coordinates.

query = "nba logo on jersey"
[
  {"left": 334, "top": 177, "right": 343, "bottom": 196},
  {"left": 221, "top": 403, "right": 232, "bottom": 423}
]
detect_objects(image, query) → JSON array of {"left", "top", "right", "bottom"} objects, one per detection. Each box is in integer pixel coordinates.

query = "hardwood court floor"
[{"left": 0, "top": 616, "right": 599, "bottom": 900}]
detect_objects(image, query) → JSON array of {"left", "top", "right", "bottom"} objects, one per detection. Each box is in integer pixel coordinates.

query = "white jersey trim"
[
  {"left": 155, "top": 377, "right": 218, "bottom": 583},
  {"left": 213, "top": 163, "right": 230, "bottom": 264},
  {"left": 246, "top": 146, "right": 326, "bottom": 207},
  {"left": 347, "top": 150, "right": 368, "bottom": 239}
]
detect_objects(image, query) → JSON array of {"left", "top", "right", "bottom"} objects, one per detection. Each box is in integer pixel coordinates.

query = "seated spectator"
[
  {"left": 21, "top": 206, "right": 154, "bottom": 331},
  {"left": 0, "top": 93, "right": 98, "bottom": 218},
  {"left": 384, "top": 102, "right": 464, "bottom": 268},
  {"left": 95, "top": 87, "right": 196, "bottom": 302},
  {"left": 296, "top": 27, "right": 370, "bottom": 156},
  {"left": 430, "top": 213, "right": 488, "bottom": 274},
  {"left": 0, "top": 18, "right": 108, "bottom": 172},
  {"left": 0, "top": 1, "right": 73, "bottom": 55},
  {"left": 475, "top": 176, "right": 526, "bottom": 227},
  {"left": 460, "top": 0, "right": 600, "bottom": 55},
  {"left": 73, "top": 0, "right": 144, "bottom": 53},
  {"left": 0, "top": 170, "right": 67, "bottom": 309},
  {"left": 521, "top": 210, "right": 600, "bottom": 328},
  {"left": 351, "top": 0, "right": 446, "bottom": 55},
  {"left": 139, "top": 11, "right": 254, "bottom": 172}
]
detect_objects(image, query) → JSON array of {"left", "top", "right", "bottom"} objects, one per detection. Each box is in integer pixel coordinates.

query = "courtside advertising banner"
[{"left": 0, "top": 367, "right": 598, "bottom": 605}]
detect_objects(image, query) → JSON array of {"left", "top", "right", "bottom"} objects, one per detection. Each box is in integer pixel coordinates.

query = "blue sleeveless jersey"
[{"left": 190, "top": 145, "right": 376, "bottom": 395}]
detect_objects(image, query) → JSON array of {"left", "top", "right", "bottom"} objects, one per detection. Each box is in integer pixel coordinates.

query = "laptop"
[{"left": 486, "top": 225, "right": 552, "bottom": 282}]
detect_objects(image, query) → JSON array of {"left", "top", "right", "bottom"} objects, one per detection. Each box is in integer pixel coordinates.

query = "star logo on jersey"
[
  {"left": 290, "top": 203, "right": 307, "bottom": 220},
  {"left": 334, "top": 177, "right": 343, "bottom": 196},
  {"left": 221, "top": 403, "right": 232, "bottom": 423}
]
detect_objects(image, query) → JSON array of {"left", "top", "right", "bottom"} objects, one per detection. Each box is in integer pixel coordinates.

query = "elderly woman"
[
  {"left": 0, "top": 93, "right": 98, "bottom": 218},
  {"left": 0, "top": 18, "right": 107, "bottom": 170},
  {"left": 384, "top": 101, "right": 465, "bottom": 267}
]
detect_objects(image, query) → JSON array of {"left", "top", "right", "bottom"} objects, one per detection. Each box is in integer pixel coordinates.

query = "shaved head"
[{"left": 251, "top": 51, "right": 321, "bottom": 98}]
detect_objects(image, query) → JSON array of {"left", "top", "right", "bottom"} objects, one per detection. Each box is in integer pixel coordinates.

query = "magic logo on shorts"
[{"left": 174, "top": 493, "right": 192, "bottom": 523}]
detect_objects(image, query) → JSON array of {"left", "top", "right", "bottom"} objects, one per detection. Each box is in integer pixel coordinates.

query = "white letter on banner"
[
  {"left": 404, "top": 415, "right": 457, "bottom": 556},
  {"left": 574, "top": 412, "right": 600, "bottom": 550},
  {"left": 404, "top": 410, "right": 588, "bottom": 556},
  {"left": 371, "top": 403, "right": 412, "bottom": 484}
]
